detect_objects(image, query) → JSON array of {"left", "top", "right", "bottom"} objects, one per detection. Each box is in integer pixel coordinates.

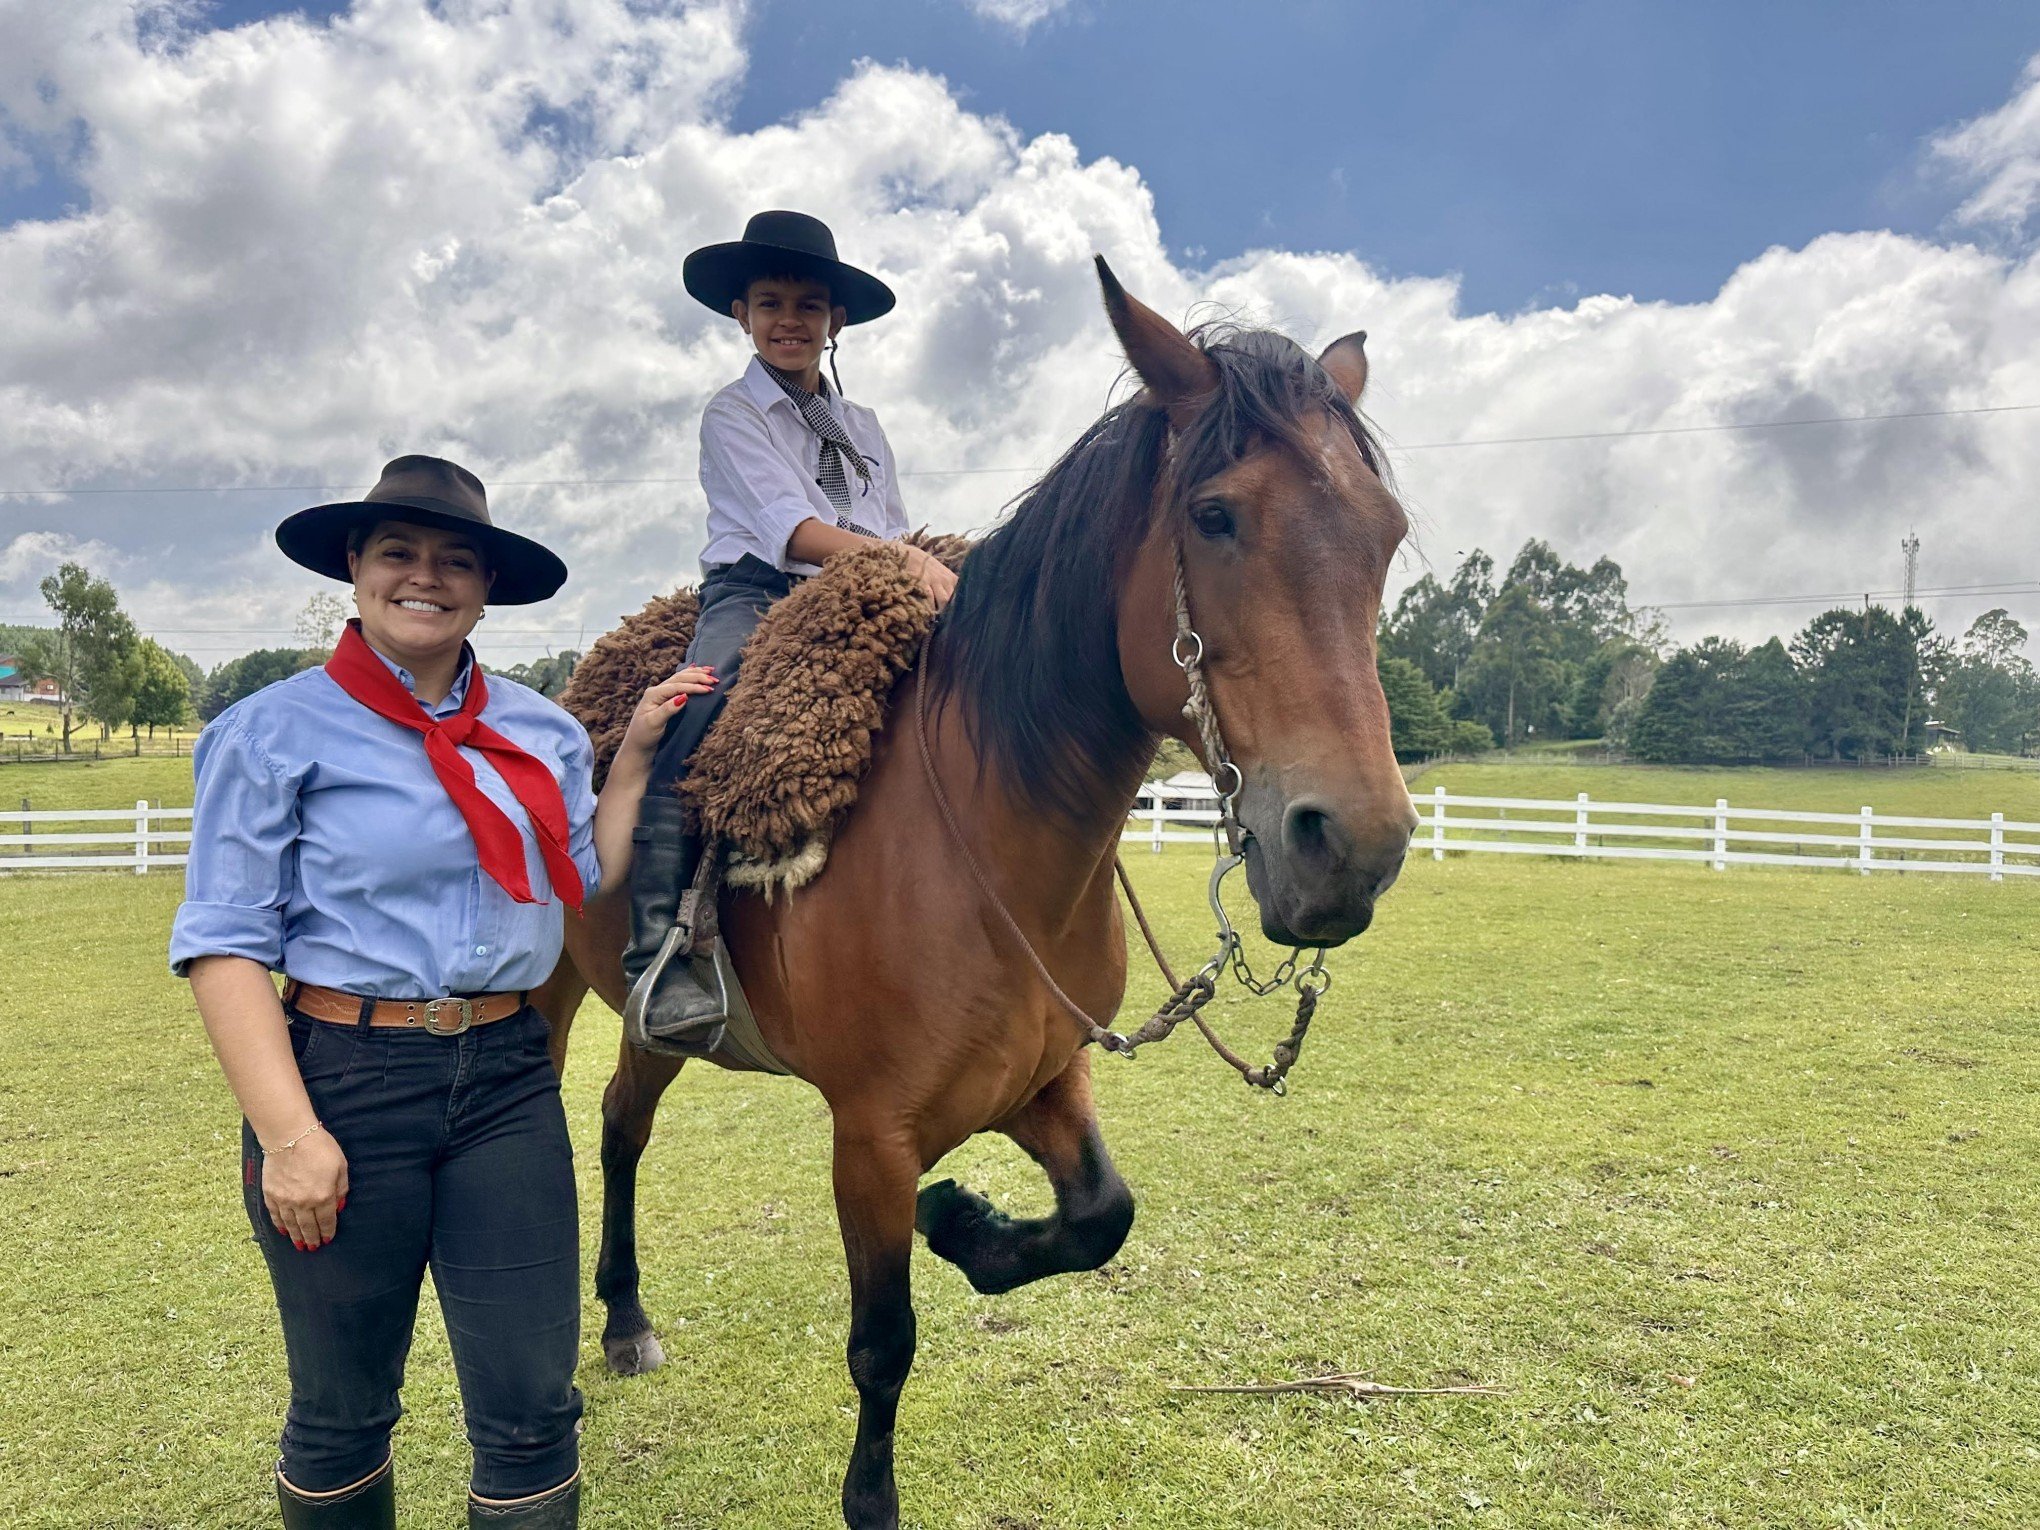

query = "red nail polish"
[
  {"left": 670, "top": 697, "right": 685, "bottom": 707},
  {"left": 337, "top": 1197, "right": 347, "bottom": 1212}
]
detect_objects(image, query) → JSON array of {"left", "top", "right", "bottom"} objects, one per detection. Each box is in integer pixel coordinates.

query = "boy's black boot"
[
  {"left": 622, "top": 793, "right": 691, "bottom": 988},
  {"left": 622, "top": 797, "right": 727, "bottom": 1050}
]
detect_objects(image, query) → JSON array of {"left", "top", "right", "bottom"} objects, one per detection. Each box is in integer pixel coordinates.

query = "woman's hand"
[
  {"left": 619, "top": 665, "right": 719, "bottom": 761},
  {"left": 262, "top": 1126, "right": 350, "bottom": 1251},
  {"left": 903, "top": 547, "right": 958, "bottom": 611}
]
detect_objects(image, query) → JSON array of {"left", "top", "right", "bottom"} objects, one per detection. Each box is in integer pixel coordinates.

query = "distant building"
[
  {"left": 0, "top": 658, "right": 64, "bottom": 705},
  {"left": 1924, "top": 719, "right": 1964, "bottom": 753},
  {"left": 1135, "top": 770, "right": 1221, "bottom": 814}
]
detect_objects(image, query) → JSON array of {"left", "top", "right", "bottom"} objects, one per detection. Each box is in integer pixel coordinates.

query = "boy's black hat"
[
  {"left": 683, "top": 210, "right": 896, "bottom": 326},
  {"left": 276, "top": 455, "right": 569, "bottom": 605}
]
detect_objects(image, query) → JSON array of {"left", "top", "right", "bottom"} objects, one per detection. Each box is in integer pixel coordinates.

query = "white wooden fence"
[
  {"left": 1122, "top": 784, "right": 2040, "bottom": 881},
  {"left": 4, "top": 792, "right": 2037, "bottom": 882},
  {"left": 0, "top": 802, "right": 193, "bottom": 873}
]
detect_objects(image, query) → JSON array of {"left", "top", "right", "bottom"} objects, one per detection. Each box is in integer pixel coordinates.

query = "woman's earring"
[{"left": 477, "top": 608, "right": 488, "bottom": 622}]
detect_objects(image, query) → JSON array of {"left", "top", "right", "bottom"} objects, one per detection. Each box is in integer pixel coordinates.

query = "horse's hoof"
[
  {"left": 915, "top": 1178, "right": 993, "bottom": 1243},
  {"left": 603, "top": 1329, "right": 666, "bottom": 1376}
]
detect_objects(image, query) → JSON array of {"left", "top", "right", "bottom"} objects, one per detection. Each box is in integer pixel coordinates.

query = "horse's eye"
[{"left": 1189, "top": 500, "right": 1235, "bottom": 539}]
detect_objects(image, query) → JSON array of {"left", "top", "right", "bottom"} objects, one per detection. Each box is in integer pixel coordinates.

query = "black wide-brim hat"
[
  {"left": 275, "top": 455, "right": 568, "bottom": 605},
  {"left": 683, "top": 209, "right": 896, "bottom": 326}
]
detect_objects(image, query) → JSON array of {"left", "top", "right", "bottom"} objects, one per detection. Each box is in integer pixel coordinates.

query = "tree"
[
  {"left": 1792, "top": 606, "right": 1931, "bottom": 760},
  {"left": 1936, "top": 610, "right": 2040, "bottom": 755},
  {"left": 1598, "top": 648, "right": 1661, "bottom": 753},
  {"left": 1380, "top": 550, "right": 1494, "bottom": 693},
  {"left": 294, "top": 592, "right": 349, "bottom": 651},
  {"left": 168, "top": 648, "right": 205, "bottom": 697},
  {"left": 1627, "top": 637, "right": 1805, "bottom": 764},
  {"left": 132, "top": 640, "right": 195, "bottom": 738},
  {"left": 201, "top": 648, "right": 324, "bottom": 721},
  {"left": 1730, "top": 637, "right": 1808, "bottom": 762},
  {"left": 1459, "top": 585, "right": 1568, "bottom": 748},
  {"left": 1376, "top": 656, "right": 1456, "bottom": 761},
  {"left": 492, "top": 650, "right": 581, "bottom": 700},
  {"left": 1628, "top": 643, "right": 1723, "bottom": 764},
  {"left": 19, "top": 563, "right": 136, "bottom": 752}
]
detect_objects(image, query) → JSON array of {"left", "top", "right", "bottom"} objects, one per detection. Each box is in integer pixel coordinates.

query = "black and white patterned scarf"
[{"left": 760, "top": 361, "right": 879, "bottom": 538}]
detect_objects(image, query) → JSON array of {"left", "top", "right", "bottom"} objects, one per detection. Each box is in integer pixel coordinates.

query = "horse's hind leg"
[
  {"left": 916, "top": 1051, "right": 1135, "bottom": 1296},
  {"left": 595, "top": 1040, "right": 688, "bottom": 1376}
]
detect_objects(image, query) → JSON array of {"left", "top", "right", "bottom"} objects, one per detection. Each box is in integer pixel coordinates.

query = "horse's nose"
[{"left": 1282, "top": 793, "right": 1413, "bottom": 901}]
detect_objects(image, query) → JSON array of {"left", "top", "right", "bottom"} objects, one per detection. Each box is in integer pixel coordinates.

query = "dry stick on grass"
[{"left": 1170, "top": 1373, "right": 1505, "bottom": 1400}]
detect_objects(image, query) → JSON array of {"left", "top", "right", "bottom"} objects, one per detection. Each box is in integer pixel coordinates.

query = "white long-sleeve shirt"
[{"left": 697, "top": 356, "right": 911, "bottom": 577}]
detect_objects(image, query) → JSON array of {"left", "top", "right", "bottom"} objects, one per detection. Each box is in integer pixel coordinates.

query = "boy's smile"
[{"left": 734, "top": 275, "right": 846, "bottom": 390}]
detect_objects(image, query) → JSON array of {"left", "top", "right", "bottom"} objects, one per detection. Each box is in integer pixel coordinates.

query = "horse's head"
[{"left": 1102, "top": 260, "right": 1418, "bottom": 946}]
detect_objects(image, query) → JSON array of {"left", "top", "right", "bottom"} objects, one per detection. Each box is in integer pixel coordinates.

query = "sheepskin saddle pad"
[{"left": 562, "top": 534, "right": 972, "bottom": 897}]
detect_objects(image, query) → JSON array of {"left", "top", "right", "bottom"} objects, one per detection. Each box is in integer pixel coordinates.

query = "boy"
[{"left": 625, "top": 210, "right": 955, "bottom": 1043}]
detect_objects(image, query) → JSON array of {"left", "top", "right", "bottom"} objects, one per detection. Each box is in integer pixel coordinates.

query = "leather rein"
[{"left": 912, "top": 537, "right": 1330, "bottom": 1094}]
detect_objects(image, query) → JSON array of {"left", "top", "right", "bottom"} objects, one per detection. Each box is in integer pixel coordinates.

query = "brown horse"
[{"left": 534, "top": 260, "right": 1418, "bottom": 1530}]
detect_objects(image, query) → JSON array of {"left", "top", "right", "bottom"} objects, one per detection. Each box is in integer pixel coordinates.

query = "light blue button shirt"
[{"left": 169, "top": 648, "right": 601, "bottom": 998}]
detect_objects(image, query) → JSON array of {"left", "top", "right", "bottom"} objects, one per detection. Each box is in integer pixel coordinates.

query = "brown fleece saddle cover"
[{"left": 562, "top": 534, "right": 971, "bottom": 897}]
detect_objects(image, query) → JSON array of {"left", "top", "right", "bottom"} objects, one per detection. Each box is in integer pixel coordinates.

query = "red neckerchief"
[{"left": 324, "top": 620, "right": 582, "bottom": 911}]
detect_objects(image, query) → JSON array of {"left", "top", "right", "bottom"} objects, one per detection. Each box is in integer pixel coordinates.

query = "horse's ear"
[
  {"left": 1095, "top": 256, "right": 1217, "bottom": 421},
  {"left": 1318, "top": 330, "right": 1369, "bottom": 405}
]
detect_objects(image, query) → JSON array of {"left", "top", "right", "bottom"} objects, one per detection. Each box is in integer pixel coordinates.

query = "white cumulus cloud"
[
  {"left": 1934, "top": 53, "right": 2040, "bottom": 235},
  {"left": 0, "top": 2, "right": 2035, "bottom": 669},
  {"left": 960, "top": 0, "right": 1074, "bottom": 35}
]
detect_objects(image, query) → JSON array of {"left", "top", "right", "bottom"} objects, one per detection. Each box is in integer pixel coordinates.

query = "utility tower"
[{"left": 1901, "top": 530, "right": 1920, "bottom": 609}]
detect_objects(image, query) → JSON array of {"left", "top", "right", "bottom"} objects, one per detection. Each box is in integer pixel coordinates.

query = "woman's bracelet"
[{"left": 262, "top": 1119, "right": 326, "bottom": 1155}]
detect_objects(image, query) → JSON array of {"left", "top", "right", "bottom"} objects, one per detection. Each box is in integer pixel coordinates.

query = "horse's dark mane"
[{"left": 934, "top": 323, "right": 1386, "bottom": 823}]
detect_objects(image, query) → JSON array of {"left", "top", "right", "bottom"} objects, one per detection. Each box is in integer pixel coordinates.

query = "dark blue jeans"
[
  {"left": 242, "top": 1006, "right": 582, "bottom": 1499},
  {"left": 646, "top": 555, "right": 791, "bottom": 795}
]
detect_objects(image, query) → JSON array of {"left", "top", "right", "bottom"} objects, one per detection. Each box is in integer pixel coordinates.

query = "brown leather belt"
[{"left": 283, "top": 980, "right": 526, "bottom": 1036}]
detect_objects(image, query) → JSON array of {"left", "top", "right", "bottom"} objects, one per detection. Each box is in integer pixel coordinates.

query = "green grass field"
[
  {"left": 0, "top": 700, "right": 200, "bottom": 773},
  {"left": 3, "top": 849, "right": 2035, "bottom": 1528}
]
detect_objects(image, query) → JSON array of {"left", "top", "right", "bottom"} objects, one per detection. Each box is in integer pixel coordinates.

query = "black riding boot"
[
  {"left": 469, "top": 1475, "right": 580, "bottom": 1527},
  {"left": 275, "top": 1459, "right": 395, "bottom": 1529},
  {"left": 621, "top": 795, "right": 726, "bottom": 1048}
]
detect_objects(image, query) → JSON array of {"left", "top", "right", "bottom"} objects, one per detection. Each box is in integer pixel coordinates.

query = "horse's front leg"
[
  {"left": 831, "top": 1117, "right": 921, "bottom": 1530},
  {"left": 918, "top": 1050, "right": 1134, "bottom": 1294}
]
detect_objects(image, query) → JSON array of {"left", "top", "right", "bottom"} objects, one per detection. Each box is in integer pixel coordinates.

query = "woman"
[
  {"left": 625, "top": 209, "right": 954, "bottom": 1044},
  {"left": 170, "top": 455, "right": 710, "bottom": 1528}
]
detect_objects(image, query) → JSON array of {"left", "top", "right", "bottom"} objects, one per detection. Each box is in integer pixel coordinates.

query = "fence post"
[
  {"left": 1990, "top": 812, "right": 2004, "bottom": 883},
  {"left": 1859, "top": 805, "right": 1874, "bottom": 875},
  {"left": 1575, "top": 793, "right": 1589, "bottom": 854},
  {"left": 1431, "top": 786, "right": 1446, "bottom": 861},
  {"left": 1151, "top": 802, "right": 1164, "bottom": 854},
  {"left": 134, "top": 799, "right": 149, "bottom": 875},
  {"left": 1713, "top": 798, "right": 1728, "bottom": 872}
]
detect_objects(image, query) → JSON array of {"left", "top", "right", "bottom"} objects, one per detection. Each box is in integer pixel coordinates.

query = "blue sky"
[
  {"left": 727, "top": 0, "right": 2039, "bottom": 311},
  {"left": 10, "top": 0, "right": 2035, "bottom": 314}
]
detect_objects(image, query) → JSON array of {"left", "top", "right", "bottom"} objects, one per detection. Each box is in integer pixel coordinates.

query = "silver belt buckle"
[{"left": 422, "top": 997, "right": 475, "bottom": 1036}]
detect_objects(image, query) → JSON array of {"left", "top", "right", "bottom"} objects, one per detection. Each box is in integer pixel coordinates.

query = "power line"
[
  {"left": 2, "top": 400, "right": 2035, "bottom": 500},
  {"left": 1389, "top": 400, "right": 2040, "bottom": 452},
  {"left": 1644, "top": 580, "right": 2040, "bottom": 612}
]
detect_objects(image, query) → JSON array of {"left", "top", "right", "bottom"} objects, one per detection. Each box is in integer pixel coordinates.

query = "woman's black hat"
[
  {"left": 275, "top": 455, "right": 569, "bottom": 605},
  {"left": 683, "top": 210, "right": 896, "bottom": 326}
]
